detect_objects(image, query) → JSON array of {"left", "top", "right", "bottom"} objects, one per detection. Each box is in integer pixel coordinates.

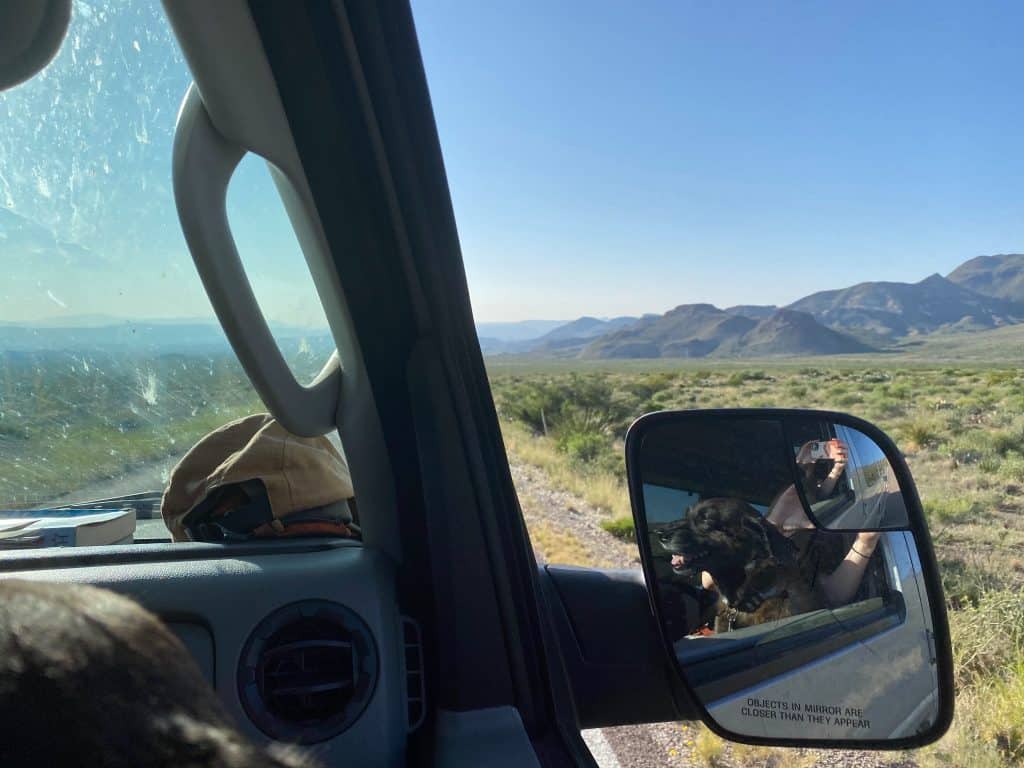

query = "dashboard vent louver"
[
  {"left": 238, "top": 601, "right": 378, "bottom": 744},
  {"left": 402, "top": 616, "right": 426, "bottom": 732}
]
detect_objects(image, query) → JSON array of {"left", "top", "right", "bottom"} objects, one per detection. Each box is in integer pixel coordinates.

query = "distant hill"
[
  {"left": 527, "top": 315, "right": 640, "bottom": 354},
  {"left": 580, "top": 304, "right": 872, "bottom": 359},
  {"left": 716, "top": 309, "right": 874, "bottom": 357},
  {"left": 786, "top": 273, "right": 1024, "bottom": 341},
  {"left": 477, "top": 336, "right": 536, "bottom": 355},
  {"left": 891, "top": 322, "right": 1024, "bottom": 361},
  {"left": 536, "top": 316, "right": 638, "bottom": 343},
  {"left": 947, "top": 254, "right": 1024, "bottom": 304},
  {"left": 0, "top": 320, "right": 332, "bottom": 355},
  {"left": 479, "top": 315, "right": 640, "bottom": 355},
  {"left": 581, "top": 304, "right": 757, "bottom": 358},
  {"left": 475, "top": 252, "right": 1024, "bottom": 360},
  {"left": 474, "top": 320, "right": 565, "bottom": 342},
  {"left": 724, "top": 305, "right": 778, "bottom": 320}
]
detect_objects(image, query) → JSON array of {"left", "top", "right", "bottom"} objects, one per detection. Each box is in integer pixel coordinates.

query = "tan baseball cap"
[{"left": 161, "top": 413, "right": 355, "bottom": 542}]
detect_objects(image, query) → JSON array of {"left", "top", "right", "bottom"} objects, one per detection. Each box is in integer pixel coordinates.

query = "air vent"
[
  {"left": 238, "top": 601, "right": 378, "bottom": 744},
  {"left": 402, "top": 616, "right": 426, "bottom": 732}
]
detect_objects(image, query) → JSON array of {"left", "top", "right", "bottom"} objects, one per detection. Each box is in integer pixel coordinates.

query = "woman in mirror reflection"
[{"left": 702, "top": 439, "right": 881, "bottom": 608}]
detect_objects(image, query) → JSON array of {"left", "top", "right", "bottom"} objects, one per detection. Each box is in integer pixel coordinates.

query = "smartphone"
[{"left": 806, "top": 440, "right": 832, "bottom": 461}]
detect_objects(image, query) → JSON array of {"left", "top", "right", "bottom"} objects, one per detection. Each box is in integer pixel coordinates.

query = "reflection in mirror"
[
  {"left": 634, "top": 414, "right": 940, "bottom": 742},
  {"left": 786, "top": 418, "right": 909, "bottom": 530}
]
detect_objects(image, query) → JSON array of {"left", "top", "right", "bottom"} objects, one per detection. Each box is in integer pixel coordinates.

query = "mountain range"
[
  {"left": 479, "top": 253, "right": 1024, "bottom": 359},
  {"left": 1, "top": 252, "right": 1022, "bottom": 360},
  {"left": 0, "top": 317, "right": 333, "bottom": 355}
]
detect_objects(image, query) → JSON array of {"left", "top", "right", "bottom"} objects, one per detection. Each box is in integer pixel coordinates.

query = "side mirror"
[{"left": 625, "top": 409, "right": 953, "bottom": 749}]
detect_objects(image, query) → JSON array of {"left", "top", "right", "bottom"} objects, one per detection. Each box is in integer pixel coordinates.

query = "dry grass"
[
  {"left": 694, "top": 727, "right": 725, "bottom": 765},
  {"left": 528, "top": 522, "right": 596, "bottom": 567},
  {"left": 492, "top": 363, "right": 1024, "bottom": 768},
  {"left": 500, "top": 418, "right": 630, "bottom": 519}
]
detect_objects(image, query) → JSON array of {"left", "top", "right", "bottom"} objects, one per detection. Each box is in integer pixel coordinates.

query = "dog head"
[
  {"left": 655, "top": 497, "right": 768, "bottom": 570},
  {"left": 654, "top": 497, "right": 801, "bottom": 603}
]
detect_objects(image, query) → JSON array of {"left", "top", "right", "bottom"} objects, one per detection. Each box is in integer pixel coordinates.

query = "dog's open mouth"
[{"left": 669, "top": 549, "right": 709, "bottom": 573}]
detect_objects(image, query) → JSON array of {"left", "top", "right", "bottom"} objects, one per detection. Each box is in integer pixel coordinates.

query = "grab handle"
[{"left": 173, "top": 84, "right": 340, "bottom": 437}]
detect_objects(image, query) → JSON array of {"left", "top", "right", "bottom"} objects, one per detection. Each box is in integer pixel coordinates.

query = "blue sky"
[
  {"left": 1, "top": 2, "right": 1021, "bottom": 327},
  {"left": 0, "top": 1, "right": 326, "bottom": 327},
  {"left": 412, "top": 1, "right": 1024, "bottom": 321}
]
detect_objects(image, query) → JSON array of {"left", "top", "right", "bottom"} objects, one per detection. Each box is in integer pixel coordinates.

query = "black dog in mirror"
[{"left": 654, "top": 498, "right": 823, "bottom": 632}]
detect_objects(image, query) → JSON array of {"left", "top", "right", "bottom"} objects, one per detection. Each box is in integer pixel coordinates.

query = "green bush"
[
  {"left": 600, "top": 516, "right": 636, "bottom": 541},
  {"left": 556, "top": 430, "right": 606, "bottom": 464},
  {"left": 940, "top": 558, "right": 1006, "bottom": 610},
  {"left": 925, "top": 496, "right": 980, "bottom": 525},
  {"left": 496, "top": 374, "right": 629, "bottom": 437},
  {"left": 950, "top": 590, "right": 1024, "bottom": 682},
  {"left": 902, "top": 420, "right": 941, "bottom": 448},
  {"left": 999, "top": 453, "right": 1024, "bottom": 484},
  {"left": 992, "top": 429, "right": 1024, "bottom": 456},
  {"left": 726, "top": 370, "right": 768, "bottom": 386}
]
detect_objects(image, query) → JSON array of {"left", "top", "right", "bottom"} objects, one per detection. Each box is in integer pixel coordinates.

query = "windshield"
[{"left": 0, "top": 1, "right": 330, "bottom": 543}]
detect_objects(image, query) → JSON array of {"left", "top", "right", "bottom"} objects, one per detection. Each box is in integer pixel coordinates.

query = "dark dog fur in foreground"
[
  {"left": 653, "top": 497, "right": 823, "bottom": 632},
  {"left": 0, "top": 579, "right": 320, "bottom": 768}
]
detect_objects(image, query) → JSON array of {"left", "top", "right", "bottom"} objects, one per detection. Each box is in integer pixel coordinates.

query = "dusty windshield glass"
[{"left": 0, "top": 1, "right": 331, "bottom": 545}]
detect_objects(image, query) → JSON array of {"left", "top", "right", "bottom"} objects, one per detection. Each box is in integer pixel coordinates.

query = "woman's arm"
[
  {"left": 701, "top": 571, "right": 716, "bottom": 590},
  {"left": 818, "top": 531, "right": 881, "bottom": 606}
]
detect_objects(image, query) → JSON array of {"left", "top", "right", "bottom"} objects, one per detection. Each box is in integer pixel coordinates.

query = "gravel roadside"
[{"left": 508, "top": 458, "right": 917, "bottom": 768}]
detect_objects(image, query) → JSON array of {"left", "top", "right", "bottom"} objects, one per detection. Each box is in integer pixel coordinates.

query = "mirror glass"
[{"left": 632, "top": 412, "right": 941, "bottom": 742}]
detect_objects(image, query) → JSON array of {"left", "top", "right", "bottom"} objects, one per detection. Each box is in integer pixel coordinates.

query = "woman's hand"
[
  {"left": 795, "top": 441, "right": 817, "bottom": 465},
  {"left": 827, "top": 439, "right": 849, "bottom": 479}
]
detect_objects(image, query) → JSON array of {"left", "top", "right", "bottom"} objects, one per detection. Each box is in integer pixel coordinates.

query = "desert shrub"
[
  {"left": 530, "top": 523, "right": 594, "bottom": 566},
  {"left": 600, "top": 515, "right": 636, "bottom": 541},
  {"left": 948, "top": 430, "right": 996, "bottom": 464},
  {"left": 890, "top": 383, "right": 911, "bottom": 400},
  {"left": 950, "top": 590, "right": 1024, "bottom": 684},
  {"left": 986, "top": 370, "right": 1019, "bottom": 386},
  {"left": 726, "top": 370, "right": 768, "bottom": 386},
  {"left": 625, "top": 372, "right": 675, "bottom": 401},
  {"left": 694, "top": 727, "right": 724, "bottom": 766},
  {"left": 900, "top": 419, "right": 942, "bottom": 449},
  {"left": 999, "top": 453, "right": 1024, "bottom": 484},
  {"left": 925, "top": 495, "right": 980, "bottom": 525},
  {"left": 555, "top": 429, "right": 606, "bottom": 464},
  {"left": 497, "top": 374, "right": 629, "bottom": 437},
  {"left": 939, "top": 557, "right": 1006, "bottom": 610},
  {"left": 984, "top": 662, "right": 1024, "bottom": 765},
  {"left": 832, "top": 392, "right": 863, "bottom": 407},
  {"left": 979, "top": 455, "right": 1004, "bottom": 475},
  {"left": 991, "top": 429, "right": 1024, "bottom": 457},
  {"left": 860, "top": 370, "right": 891, "bottom": 383}
]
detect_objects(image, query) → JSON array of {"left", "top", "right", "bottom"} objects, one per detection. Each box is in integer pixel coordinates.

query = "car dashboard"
[{"left": 0, "top": 539, "right": 410, "bottom": 767}]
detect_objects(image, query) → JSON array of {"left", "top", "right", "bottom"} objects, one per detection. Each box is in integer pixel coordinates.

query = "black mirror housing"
[{"left": 625, "top": 408, "right": 954, "bottom": 749}]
